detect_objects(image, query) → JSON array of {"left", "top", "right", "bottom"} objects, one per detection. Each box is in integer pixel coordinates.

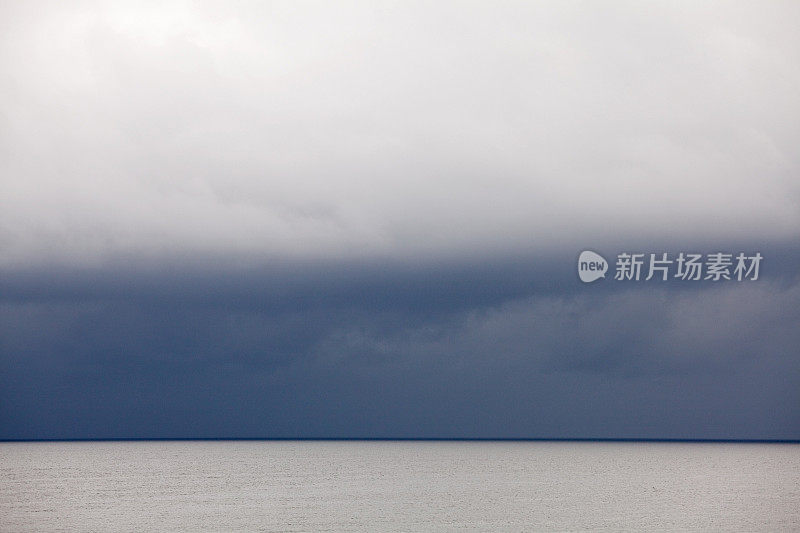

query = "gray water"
[{"left": 1, "top": 441, "right": 798, "bottom": 532}]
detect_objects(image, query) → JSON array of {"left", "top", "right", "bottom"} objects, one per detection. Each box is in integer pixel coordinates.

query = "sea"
[{"left": 1, "top": 440, "right": 798, "bottom": 531}]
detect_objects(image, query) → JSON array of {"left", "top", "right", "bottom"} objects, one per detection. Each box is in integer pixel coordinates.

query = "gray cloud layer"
[{"left": 2, "top": 2, "right": 799, "bottom": 266}]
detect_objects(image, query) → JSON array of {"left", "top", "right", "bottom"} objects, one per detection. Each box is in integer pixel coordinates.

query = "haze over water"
[{"left": 1, "top": 440, "right": 798, "bottom": 531}]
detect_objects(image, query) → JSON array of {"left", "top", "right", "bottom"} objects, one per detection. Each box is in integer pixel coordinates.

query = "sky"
[{"left": 1, "top": 1, "right": 799, "bottom": 439}]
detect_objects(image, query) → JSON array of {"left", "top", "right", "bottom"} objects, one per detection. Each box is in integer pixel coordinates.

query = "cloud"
[
  {"left": 2, "top": 250, "right": 798, "bottom": 439},
  {"left": 1, "top": 1, "right": 799, "bottom": 266},
  {"left": 1, "top": 2, "right": 798, "bottom": 440}
]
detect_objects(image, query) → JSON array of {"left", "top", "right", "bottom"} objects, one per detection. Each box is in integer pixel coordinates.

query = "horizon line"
[{"left": 2, "top": 437, "right": 799, "bottom": 444}]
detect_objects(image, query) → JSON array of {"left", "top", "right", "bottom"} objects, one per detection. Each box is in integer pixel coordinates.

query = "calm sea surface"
[{"left": 1, "top": 440, "right": 798, "bottom": 531}]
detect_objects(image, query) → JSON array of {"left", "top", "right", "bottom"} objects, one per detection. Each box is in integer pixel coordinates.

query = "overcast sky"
[{"left": 1, "top": 1, "right": 798, "bottom": 439}]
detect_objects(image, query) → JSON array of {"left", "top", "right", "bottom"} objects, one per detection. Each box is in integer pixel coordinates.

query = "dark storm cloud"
[{"left": 2, "top": 245, "right": 798, "bottom": 439}]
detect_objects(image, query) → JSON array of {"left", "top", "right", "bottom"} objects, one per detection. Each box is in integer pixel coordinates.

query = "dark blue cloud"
[{"left": 1, "top": 244, "right": 799, "bottom": 440}]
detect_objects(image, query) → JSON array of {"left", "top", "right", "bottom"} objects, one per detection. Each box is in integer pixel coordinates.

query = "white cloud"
[{"left": 1, "top": 1, "right": 798, "bottom": 266}]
